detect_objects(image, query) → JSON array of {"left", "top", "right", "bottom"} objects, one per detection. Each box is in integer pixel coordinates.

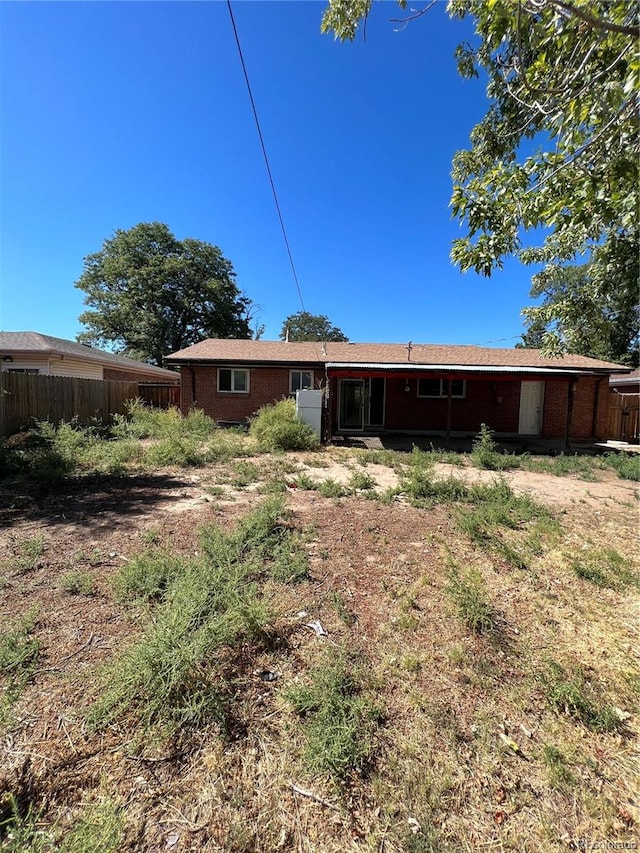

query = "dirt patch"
[{"left": 0, "top": 454, "right": 638, "bottom": 852}]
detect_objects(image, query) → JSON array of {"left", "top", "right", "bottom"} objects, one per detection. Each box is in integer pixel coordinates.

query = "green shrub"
[
  {"left": 59, "top": 570, "right": 94, "bottom": 596},
  {"left": 288, "top": 652, "right": 383, "bottom": 780},
  {"left": 250, "top": 399, "right": 319, "bottom": 452}
]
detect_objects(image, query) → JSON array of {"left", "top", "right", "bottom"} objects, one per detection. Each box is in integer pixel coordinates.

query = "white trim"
[
  {"left": 289, "top": 368, "right": 314, "bottom": 395},
  {"left": 217, "top": 367, "right": 250, "bottom": 393}
]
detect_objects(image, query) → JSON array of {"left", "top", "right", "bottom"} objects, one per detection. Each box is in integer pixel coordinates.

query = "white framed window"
[
  {"left": 417, "top": 378, "right": 465, "bottom": 398},
  {"left": 218, "top": 367, "right": 249, "bottom": 393},
  {"left": 290, "top": 369, "right": 314, "bottom": 394}
]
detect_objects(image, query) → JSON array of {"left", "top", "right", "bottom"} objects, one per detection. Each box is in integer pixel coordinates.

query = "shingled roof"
[
  {"left": 0, "top": 332, "right": 178, "bottom": 380},
  {"left": 166, "top": 339, "right": 627, "bottom": 373}
]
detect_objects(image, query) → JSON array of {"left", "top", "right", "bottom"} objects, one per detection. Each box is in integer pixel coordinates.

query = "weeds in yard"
[
  {"left": 541, "top": 744, "right": 575, "bottom": 789},
  {"left": 455, "top": 478, "right": 557, "bottom": 568},
  {"left": 402, "top": 468, "right": 469, "bottom": 506},
  {"left": 542, "top": 661, "right": 620, "bottom": 733},
  {"left": 226, "top": 460, "right": 261, "bottom": 487},
  {"left": 2, "top": 535, "right": 45, "bottom": 575},
  {"left": 293, "top": 472, "right": 319, "bottom": 490},
  {"left": 602, "top": 451, "right": 640, "bottom": 481},
  {"left": 0, "top": 793, "right": 56, "bottom": 852},
  {"left": 60, "top": 797, "right": 124, "bottom": 853},
  {"left": 288, "top": 652, "right": 383, "bottom": 781},
  {"left": 445, "top": 566, "right": 498, "bottom": 635},
  {"left": 348, "top": 469, "right": 376, "bottom": 491},
  {"left": 249, "top": 399, "right": 319, "bottom": 452},
  {"left": 111, "top": 551, "right": 189, "bottom": 604},
  {"left": 318, "top": 478, "right": 348, "bottom": 498},
  {"left": 569, "top": 547, "right": 638, "bottom": 589},
  {"left": 331, "top": 591, "right": 356, "bottom": 626},
  {"left": 90, "top": 497, "right": 307, "bottom": 737},
  {"left": 59, "top": 570, "right": 94, "bottom": 596},
  {"left": 471, "top": 424, "right": 521, "bottom": 471},
  {"left": 0, "top": 610, "right": 40, "bottom": 729}
]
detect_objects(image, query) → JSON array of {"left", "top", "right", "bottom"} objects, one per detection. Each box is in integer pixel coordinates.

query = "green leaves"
[
  {"left": 279, "top": 311, "right": 348, "bottom": 342},
  {"left": 76, "top": 222, "right": 252, "bottom": 366}
]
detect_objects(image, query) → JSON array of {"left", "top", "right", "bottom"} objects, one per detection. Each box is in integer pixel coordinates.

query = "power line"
[{"left": 226, "top": 1, "right": 306, "bottom": 315}]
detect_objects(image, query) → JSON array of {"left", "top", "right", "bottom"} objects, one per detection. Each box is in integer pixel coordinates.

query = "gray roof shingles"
[{"left": 0, "top": 332, "right": 178, "bottom": 379}]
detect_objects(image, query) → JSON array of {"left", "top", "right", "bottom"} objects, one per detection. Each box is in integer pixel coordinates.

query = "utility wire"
[{"left": 226, "top": 0, "right": 307, "bottom": 315}]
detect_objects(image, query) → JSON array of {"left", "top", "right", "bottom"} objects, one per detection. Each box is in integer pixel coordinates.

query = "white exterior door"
[{"left": 518, "top": 381, "right": 544, "bottom": 435}]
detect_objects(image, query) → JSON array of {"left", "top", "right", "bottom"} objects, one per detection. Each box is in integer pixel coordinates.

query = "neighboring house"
[
  {"left": 0, "top": 332, "right": 179, "bottom": 385},
  {"left": 166, "top": 339, "right": 628, "bottom": 442},
  {"left": 609, "top": 368, "right": 640, "bottom": 394}
]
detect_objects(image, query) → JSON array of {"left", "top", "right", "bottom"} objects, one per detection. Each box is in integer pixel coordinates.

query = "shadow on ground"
[{"left": 0, "top": 472, "right": 196, "bottom": 530}]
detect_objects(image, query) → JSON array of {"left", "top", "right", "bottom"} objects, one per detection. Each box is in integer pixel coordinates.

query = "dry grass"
[{"left": 0, "top": 448, "right": 637, "bottom": 852}]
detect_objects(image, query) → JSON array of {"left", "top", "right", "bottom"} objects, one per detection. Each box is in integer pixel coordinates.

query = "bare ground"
[{"left": 0, "top": 450, "right": 638, "bottom": 852}]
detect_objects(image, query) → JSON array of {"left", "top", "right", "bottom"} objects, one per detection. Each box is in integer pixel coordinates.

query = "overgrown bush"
[{"left": 249, "top": 399, "right": 319, "bottom": 452}]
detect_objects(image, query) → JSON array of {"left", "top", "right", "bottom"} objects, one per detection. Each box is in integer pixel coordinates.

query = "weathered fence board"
[
  {"left": 607, "top": 392, "right": 640, "bottom": 442},
  {"left": 0, "top": 373, "right": 139, "bottom": 436},
  {"left": 138, "top": 384, "right": 181, "bottom": 409}
]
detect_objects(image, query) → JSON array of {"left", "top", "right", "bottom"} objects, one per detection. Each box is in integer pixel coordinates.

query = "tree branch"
[{"left": 547, "top": 0, "right": 640, "bottom": 38}]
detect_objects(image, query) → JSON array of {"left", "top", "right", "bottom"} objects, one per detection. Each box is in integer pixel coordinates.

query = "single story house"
[
  {"left": 166, "top": 339, "right": 628, "bottom": 442},
  {"left": 609, "top": 368, "right": 640, "bottom": 395},
  {"left": 0, "top": 332, "right": 179, "bottom": 385}
]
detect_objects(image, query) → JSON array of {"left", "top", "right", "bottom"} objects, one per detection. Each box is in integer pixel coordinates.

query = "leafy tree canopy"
[
  {"left": 279, "top": 311, "right": 349, "bottom": 342},
  {"left": 322, "top": 1, "right": 639, "bottom": 356},
  {"left": 76, "top": 222, "right": 252, "bottom": 366},
  {"left": 518, "top": 260, "right": 639, "bottom": 366}
]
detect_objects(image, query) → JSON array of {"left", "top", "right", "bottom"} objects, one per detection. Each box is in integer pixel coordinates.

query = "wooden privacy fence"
[
  {"left": 138, "top": 384, "right": 181, "bottom": 409},
  {"left": 607, "top": 392, "right": 640, "bottom": 442},
  {"left": 0, "top": 373, "right": 139, "bottom": 437}
]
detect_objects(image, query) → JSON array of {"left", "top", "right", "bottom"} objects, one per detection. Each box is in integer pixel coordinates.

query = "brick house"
[
  {"left": 166, "top": 339, "right": 628, "bottom": 442},
  {"left": 0, "top": 332, "right": 179, "bottom": 385}
]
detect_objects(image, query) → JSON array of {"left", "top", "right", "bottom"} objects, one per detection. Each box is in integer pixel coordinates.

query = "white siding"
[
  {"left": 1, "top": 358, "right": 50, "bottom": 374},
  {"left": 49, "top": 358, "right": 103, "bottom": 379}
]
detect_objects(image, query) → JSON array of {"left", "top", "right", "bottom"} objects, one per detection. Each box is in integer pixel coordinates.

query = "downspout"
[
  {"left": 564, "top": 379, "right": 576, "bottom": 451},
  {"left": 591, "top": 376, "right": 606, "bottom": 440}
]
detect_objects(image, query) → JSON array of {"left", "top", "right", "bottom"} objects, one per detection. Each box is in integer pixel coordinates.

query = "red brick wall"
[
  {"left": 183, "top": 367, "right": 610, "bottom": 438},
  {"left": 328, "top": 374, "right": 609, "bottom": 439},
  {"left": 104, "top": 367, "right": 179, "bottom": 384},
  {"left": 179, "top": 365, "right": 319, "bottom": 422}
]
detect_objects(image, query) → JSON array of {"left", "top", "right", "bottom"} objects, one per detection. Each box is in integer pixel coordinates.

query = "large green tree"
[
  {"left": 518, "top": 260, "right": 639, "bottom": 365},
  {"left": 76, "top": 222, "right": 252, "bottom": 366},
  {"left": 279, "top": 311, "right": 349, "bottom": 342},
  {"left": 322, "top": 0, "right": 639, "bottom": 355}
]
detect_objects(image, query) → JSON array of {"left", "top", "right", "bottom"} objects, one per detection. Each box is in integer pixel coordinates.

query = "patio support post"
[{"left": 445, "top": 379, "right": 452, "bottom": 449}]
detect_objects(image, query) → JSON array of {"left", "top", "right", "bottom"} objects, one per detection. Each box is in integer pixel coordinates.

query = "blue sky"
[{"left": 1, "top": 0, "right": 537, "bottom": 349}]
